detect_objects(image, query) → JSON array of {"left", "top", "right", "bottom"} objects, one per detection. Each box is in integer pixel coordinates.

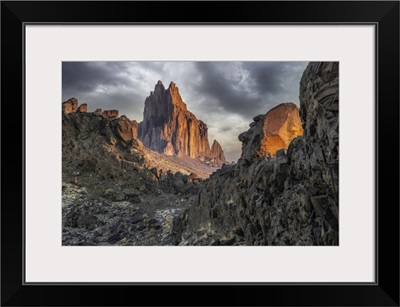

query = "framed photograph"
[{"left": 1, "top": 1, "right": 399, "bottom": 306}]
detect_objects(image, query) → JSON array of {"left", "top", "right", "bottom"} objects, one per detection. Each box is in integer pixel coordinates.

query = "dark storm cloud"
[
  {"left": 63, "top": 62, "right": 132, "bottom": 92},
  {"left": 192, "top": 62, "right": 308, "bottom": 118},
  {"left": 193, "top": 62, "right": 264, "bottom": 117},
  {"left": 62, "top": 61, "right": 308, "bottom": 161},
  {"left": 62, "top": 62, "right": 166, "bottom": 118}
]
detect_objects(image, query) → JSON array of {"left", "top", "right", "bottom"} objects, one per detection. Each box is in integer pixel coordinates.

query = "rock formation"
[
  {"left": 116, "top": 115, "right": 138, "bottom": 142},
  {"left": 63, "top": 98, "right": 89, "bottom": 114},
  {"left": 184, "top": 62, "right": 339, "bottom": 246},
  {"left": 77, "top": 103, "right": 87, "bottom": 113},
  {"left": 102, "top": 109, "right": 119, "bottom": 119},
  {"left": 138, "top": 81, "right": 225, "bottom": 163},
  {"left": 210, "top": 140, "right": 226, "bottom": 164},
  {"left": 62, "top": 98, "right": 78, "bottom": 113},
  {"left": 62, "top": 108, "right": 201, "bottom": 246},
  {"left": 239, "top": 103, "right": 303, "bottom": 162}
]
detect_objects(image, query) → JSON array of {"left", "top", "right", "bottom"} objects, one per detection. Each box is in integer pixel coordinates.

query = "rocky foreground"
[
  {"left": 62, "top": 62, "right": 338, "bottom": 246},
  {"left": 62, "top": 107, "right": 203, "bottom": 245}
]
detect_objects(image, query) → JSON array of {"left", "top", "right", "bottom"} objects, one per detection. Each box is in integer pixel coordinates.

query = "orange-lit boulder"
[{"left": 239, "top": 102, "right": 303, "bottom": 162}]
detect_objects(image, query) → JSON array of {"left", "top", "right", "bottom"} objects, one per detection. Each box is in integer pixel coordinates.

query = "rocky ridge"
[
  {"left": 62, "top": 106, "right": 203, "bottom": 245},
  {"left": 182, "top": 62, "right": 339, "bottom": 246}
]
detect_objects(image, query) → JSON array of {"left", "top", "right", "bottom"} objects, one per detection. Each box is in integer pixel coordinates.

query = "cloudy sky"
[{"left": 62, "top": 61, "right": 308, "bottom": 162}]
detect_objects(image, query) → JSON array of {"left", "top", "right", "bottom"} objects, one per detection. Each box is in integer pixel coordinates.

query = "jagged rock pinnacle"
[
  {"left": 210, "top": 140, "right": 226, "bottom": 164},
  {"left": 138, "top": 81, "right": 226, "bottom": 164}
]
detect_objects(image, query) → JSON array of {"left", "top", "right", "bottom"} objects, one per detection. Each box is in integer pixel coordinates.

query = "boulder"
[{"left": 240, "top": 102, "right": 303, "bottom": 163}]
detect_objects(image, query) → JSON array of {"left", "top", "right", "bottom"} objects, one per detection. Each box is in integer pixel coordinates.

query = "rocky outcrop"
[
  {"left": 77, "top": 103, "right": 87, "bottom": 113},
  {"left": 184, "top": 62, "right": 339, "bottom": 246},
  {"left": 138, "top": 81, "right": 225, "bottom": 164},
  {"left": 210, "top": 140, "right": 226, "bottom": 164},
  {"left": 116, "top": 115, "right": 138, "bottom": 142},
  {"left": 62, "top": 98, "right": 89, "bottom": 114},
  {"left": 62, "top": 110, "right": 146, "bottom": 184},
  {"left": 62, "top": 108, "right": 202, "bottom": 246},
  {"left": 102, "top": 109, "right": 119, "bottom": 119},
  {"left": 239, "top": 103, "right": 303, "bottom": 162},
  {"left": 62, "top": 105, "right": 206, "bottom": 195},
  {"left": 62, "top": 98, "right": 218, "bottom": 178},
  {"left": 62, "top": 98, "right": 78, "bottom": 113}
]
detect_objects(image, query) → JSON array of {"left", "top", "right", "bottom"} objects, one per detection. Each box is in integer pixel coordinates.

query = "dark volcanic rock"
[
  {"left": 62, "top": 107, "right": 199, "bottom": 246},
  {"left": 62, "top": 181, "right": 192, "bottom": 246},
  {"left": 185, "top": 62, "right": 339, "bottom": 246},
  {"left": 62, "top": 110, "right": 151, "bottom": 191}
]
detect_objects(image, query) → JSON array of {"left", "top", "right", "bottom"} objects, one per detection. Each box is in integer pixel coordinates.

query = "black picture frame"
[{"left": 1, "top": 1, "right": 399, "bottom": 306}]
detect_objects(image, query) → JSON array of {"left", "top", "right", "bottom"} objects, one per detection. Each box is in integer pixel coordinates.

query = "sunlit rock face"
[
  {"left": 259, "top": 103, "right": 303, "bottom": 156},
  {"left": 77, "top": 103, "right": 87, "bottom": 113},
  {"left": 138, "top": 81, "right": 225, "bottom": 162},
  {"left": 62, "top": 98, "right": 78, "bottom": 113},
  {"left": 239, "top": 103, "right": 303, "bottom": 163},
  {"left": 63, "top": 98, "right": 88, "bottom": 115},
  {"left": 210, "top": 140, "right": 226, "bottom": 164}
]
